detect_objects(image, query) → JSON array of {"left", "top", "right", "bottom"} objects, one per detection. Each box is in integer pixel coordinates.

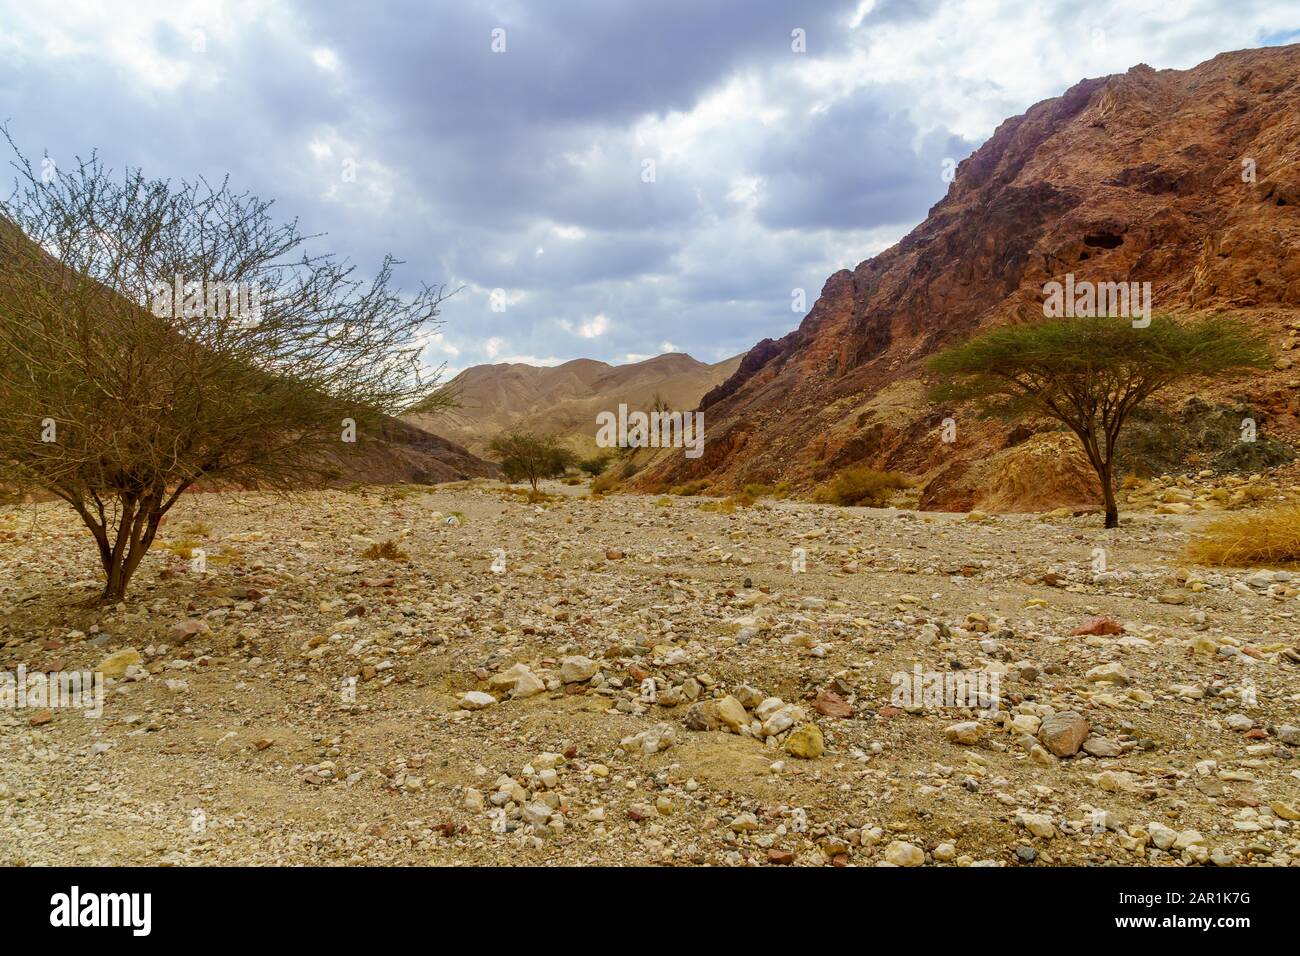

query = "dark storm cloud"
[
  {"left": 292, "top": 0, "right": 862, "bottom": 125},
  {"left": 1, "top": 0, "right": 1290, "bottom": 372},
  {"left": 753, "top": 92, "right": 980, "bottom": 231}
]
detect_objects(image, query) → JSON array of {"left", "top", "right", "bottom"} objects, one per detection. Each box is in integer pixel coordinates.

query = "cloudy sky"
[{"left": 2, "top": 1, "right": 1296, "bottom": 380}]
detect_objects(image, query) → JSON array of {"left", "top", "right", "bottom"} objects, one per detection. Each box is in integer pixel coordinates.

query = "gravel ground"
[{"left": 1, "top": 480, "right": 1297, "bottom": 866}]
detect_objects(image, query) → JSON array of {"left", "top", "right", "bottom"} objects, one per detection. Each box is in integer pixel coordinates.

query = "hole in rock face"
[
  {"left": 1277, "top": 198, "right": 1288, "bottom": 207},
  {"left": 1083, "top": 232, "right": 1124, "bottom": 249}
]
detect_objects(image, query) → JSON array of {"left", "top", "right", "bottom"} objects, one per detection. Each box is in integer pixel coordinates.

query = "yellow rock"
[
  {"left": 1270, "top": 801, "right": 1300, "bottom": 821},
  {"left": 716, "top": 695, "right": 749, "bottom": 732},
  {"left": 784, "top": 723, "right": 824, "bottom": 759},
  {"left": 97, "top": 648, "right": 142, "bottom": 679}
]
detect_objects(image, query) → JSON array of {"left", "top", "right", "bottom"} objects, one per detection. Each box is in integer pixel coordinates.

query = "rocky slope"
[
  {"left": 406, "top": 352, "right": 741, "bottom": 458},
  {"left": 333, "top": 417, "right": 499, "bottom": 485},
  {"left": 644, "top": 44, "right": 1300, "bottom": 509}
]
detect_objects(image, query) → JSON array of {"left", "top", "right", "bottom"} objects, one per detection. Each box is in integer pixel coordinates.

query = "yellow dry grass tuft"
[
  {"left": 1185, "top": 505, "right": 1300, "bottom": 567},
  {"left": 162, "top": 538, "right": 203, "bottom": 559}
]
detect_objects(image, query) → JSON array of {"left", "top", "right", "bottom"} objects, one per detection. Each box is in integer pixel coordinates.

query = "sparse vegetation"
[
  {"left": 488, "top": 432, "right": 577, "bottom": 491},
  {"left": 814, "top": 466, "right": 911, "bottom": 506},
  {"left": 698, "top": 497, "right": 736, "bottom": 514},
  {"left": 929, "top": 314, "right": 1272, "bottom": 528},
  {"left": 669, "top": 479, "right": 710, "bottom": 496},
  {"left": 590, "top": 471, "right": 620, "bottom": 495},
  {"left": 162, "top": 538, "right": 204, "bottom": 560},
  {"left": 0, "top": 133, "right": 450, "bottom": 600},
  {"left": 1185, "top": 505, "right": 1300, "bottom": 566},
  {"left": 361, "top": 539, "right": 409, "bottom": 561},
  {"left": 493, "top": 485, "right": 555, "bottom": 504},
  {"left": 577, "top": 453, "right": 612, "bottom": 477}
]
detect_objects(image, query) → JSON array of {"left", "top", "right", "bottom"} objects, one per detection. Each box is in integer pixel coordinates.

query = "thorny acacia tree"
[
  {"left": 928, "top": 314, "right": 1271, "bottom": 528},
  {"left": 0, "top": 137, "right": 452, "bottom": 600},
  {"left": 488, "top": 432, "right": 577, "bottom": 492}
]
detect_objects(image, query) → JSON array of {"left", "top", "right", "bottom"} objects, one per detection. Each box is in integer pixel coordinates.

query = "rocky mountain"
[
  {"left": 332, "top": 417, "right": 498, "bottom": 485},
  {"left": 406, "top": 351, "right": 742, "bottom": 458},
  {"left": 644, "top": 44, "right": 1300, "bottom": 510}
]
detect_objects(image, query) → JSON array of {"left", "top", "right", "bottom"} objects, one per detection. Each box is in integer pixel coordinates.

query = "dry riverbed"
[{"left": 1, "top": 481, "right": 1298, "bottom": 866}]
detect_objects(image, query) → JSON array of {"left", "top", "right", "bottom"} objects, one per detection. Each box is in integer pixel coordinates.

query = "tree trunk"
[
  {"left": 1100, "top": 461, "right": 1118, "bottom": 529},
  {"left": 1071, "top": 426, "right": 1120, "bottom": 530},
  {"left": 94, "top": 493, "right": 165, "bottom": 603}
]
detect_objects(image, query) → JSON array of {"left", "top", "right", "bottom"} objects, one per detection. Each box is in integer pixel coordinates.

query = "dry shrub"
[
  {"left": 362, "top": 539, "right": 409, "bottom": 561},
  {"left": 1224, "top": 483, "right": 1273, "bottom": 510},
  {"left": 163, "top": 538, "right": 204, "bottom": 559},
  {"left": 590, "top": 472, "right": 619, "bottom": 495},
  {"left": 1185, "top": 506, "right": 1300, "bottom": 567},
  {"left": 494, "top": 486, "right": 554, "bottom": 504},
  {"left": 814, "top": 466, "right": 910, "bottom": 507},
  {"left": 669, "top": 479, "right": 710, "bottom": 496}
]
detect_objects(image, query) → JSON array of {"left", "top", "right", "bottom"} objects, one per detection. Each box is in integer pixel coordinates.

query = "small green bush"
[{"left": 814, "top": 466, "right": 910, "bottom": 507}]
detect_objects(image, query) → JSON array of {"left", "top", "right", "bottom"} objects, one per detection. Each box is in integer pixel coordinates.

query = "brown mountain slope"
[
  {"left": 333, "top": 417, "right": 498, "bottom": 484},
  {"left": 644, "top": 44, "right": 1300, "bottom": 509},
  {"left": 407, "top": 351, "right": 742, "bottom": 457},
  {"left": 0, "top": 216, "right": 495, "bottom": 488}
]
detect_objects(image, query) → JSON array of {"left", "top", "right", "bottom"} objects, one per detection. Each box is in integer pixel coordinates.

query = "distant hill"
[{"left": 405, "top": 352, "right": 742, "bottom": 457}]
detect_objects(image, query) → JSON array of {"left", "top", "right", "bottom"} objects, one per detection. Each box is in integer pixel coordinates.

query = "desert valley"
[{"left": 0, "top": 3, "right": 1298, "bottom": 908}]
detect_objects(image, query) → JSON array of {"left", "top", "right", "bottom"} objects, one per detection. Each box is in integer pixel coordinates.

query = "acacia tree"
[
  {"left": 0, "top": 137, "right": 453, "bottom": 600},
  {"left": 928, "top": 314, "right": 1271, "bottom": 528},
  {"left": 488, "top": 432, "right": 576, "bottom": 491}
]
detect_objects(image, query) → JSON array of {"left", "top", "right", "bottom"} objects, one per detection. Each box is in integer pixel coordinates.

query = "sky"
[{"left": 1, "top": 1, "right": 1297, "bottom": 381}]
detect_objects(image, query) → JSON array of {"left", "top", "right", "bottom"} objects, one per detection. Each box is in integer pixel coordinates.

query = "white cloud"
[
  {"left": 312, "top": 47, "right": 339, "bottom": 71},
  {"left": 560, "top": 313, "right": 610, "bottom": 338}
]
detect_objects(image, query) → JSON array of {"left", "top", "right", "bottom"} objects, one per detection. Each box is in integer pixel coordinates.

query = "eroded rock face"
[{"left": 646, "top": 46, "right": 1300, "bottom": 507}]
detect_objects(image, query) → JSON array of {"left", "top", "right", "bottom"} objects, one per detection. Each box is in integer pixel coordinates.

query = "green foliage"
[
  {"left": 488, "top": 432, "right": 576, "bottom": 490},
  {"left": 928, "top": 314, "right": 1272, "bottom": 526},
  {"left": 577, "top": 453, "right": 612, "bottom": 476},
  {"left": 929, "top": 315, "right": 1270, "bottom": 411}
]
